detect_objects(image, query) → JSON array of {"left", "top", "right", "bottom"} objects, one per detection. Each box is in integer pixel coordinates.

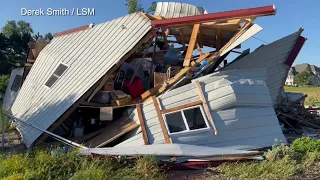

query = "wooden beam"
[
  {"left": 88, "top": 31, "right": 154, "bottom": 102},
  {"left": 136, "top": 104, "right": 149, "bottom": 145},
  {"left": 161, "top": 100, "right": 203, "bottom": 114},
  {"left": 183, "top": 24, "right": 200, "bottom": 67},
  {"left": 216, "top": 29, "right": 222, "bottom": 50},
  {"left": 152, "top": 96, "right": 171, "bottom": 143},
  {"left": 196, "top": 43, "right": 203, "bottom": 55},
  {"left": 141, "top": 52, "right": 211, "bottom": 101},
  {"left": 195, "top": 81, "right": 218, "bottom": 135}
]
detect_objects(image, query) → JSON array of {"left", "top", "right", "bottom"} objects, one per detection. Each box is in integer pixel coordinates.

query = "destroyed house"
[{"left": 7, "top": 2, "right": 306, "bottom": 150}]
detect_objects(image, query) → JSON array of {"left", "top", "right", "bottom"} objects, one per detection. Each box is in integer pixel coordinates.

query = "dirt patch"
[{"left": 0, "top": 130, "right": 26, "bottom": 155}]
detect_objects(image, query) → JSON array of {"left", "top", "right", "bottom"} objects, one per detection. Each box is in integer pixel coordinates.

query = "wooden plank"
[
  {"left": 216, "top": 29, "right": 222, "bottom": 50},
  {"left": 87, "top": 31, "right": 154, "bottom": 102},
  {"left": 136, "top": 104, "right": 149, "bottom": 145},
  {"left": 183, "top": 24, "right": 200, "bottom": 67},
  {"left": 141, "top": 85, "right": 162, "bottom": 99},
  {"left": 141, "top": 52, "right": 211, "bottom": 101},
  {"left": 195, "top": 80, "right": 218, "bottom": 136},
  {"left": 161, "top": 100, "right": 203, "bottom": 114},
  {"left": 152, "top": 96, "right": 171, "bottom": 143},
  {"left": 196, "top": 43, "right": 203, "bottom": 55}
]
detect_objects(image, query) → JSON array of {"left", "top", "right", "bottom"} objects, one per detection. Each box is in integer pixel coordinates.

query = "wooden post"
[
  {"left": 183, "top": 24, "right": 200, "bottom": 67},
  {"left": 196, "top": 43, "right": 203, "bottom": 55},
  {"left": 151, "top": 96, "right": 171, "bottom": 143},
  {"left": 136, "top": 104, "right": 149, "bottom": 145},
  {"left": 195, "top": 81, "right": 218, "bottom": 135}
]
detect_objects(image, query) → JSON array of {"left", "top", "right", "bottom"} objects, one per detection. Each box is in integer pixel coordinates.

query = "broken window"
[
  {"left": 163, "top": 106, "right": 209, "bottom": 134},
  {"left": 11, "top": 75, "right": 23, "bottom": 92},
  {"left": 45, "top": 63, "right": 69, "bottom": 88}
]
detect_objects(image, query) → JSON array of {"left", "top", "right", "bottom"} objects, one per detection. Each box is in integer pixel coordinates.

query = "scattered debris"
[{"left": 2, "top": 2, "right": 314, "bottom": 167}]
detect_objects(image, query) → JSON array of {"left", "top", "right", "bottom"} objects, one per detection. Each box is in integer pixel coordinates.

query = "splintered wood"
[{"left": 183, "top": 24, "right": 200, "bottom": 67}]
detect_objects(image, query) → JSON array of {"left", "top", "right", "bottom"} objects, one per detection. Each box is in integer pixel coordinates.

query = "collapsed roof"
[{"left": 8, "top": 3, "right": 306, "bottom": 149}]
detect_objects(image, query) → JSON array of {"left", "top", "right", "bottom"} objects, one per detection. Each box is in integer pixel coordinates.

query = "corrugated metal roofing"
[
  {"left": 11, "top": 13, "right": 152, "bottom": 148},
  {"left": 81, "top": 143, "right": 260, "bottom": 157},
  {"left": 154, "top": 2, "right": 207, "bottom": 18},
  {"left": 223, "top": 29, "right": 303, "bottom": 105},
  {"left": 2, "top": 68, "right": 24, "bottom": 112},
  {"left": 117, "top": 68, "right": 286, "bottom": 149}
]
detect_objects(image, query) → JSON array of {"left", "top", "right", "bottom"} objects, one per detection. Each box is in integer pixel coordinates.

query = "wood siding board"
[{"left": 136, "top": 104, "right": 149, "bottom": 145}]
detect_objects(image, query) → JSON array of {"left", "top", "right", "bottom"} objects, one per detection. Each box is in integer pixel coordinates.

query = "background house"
[{"left": 285, "top": 63, "right": 320, "bottom": 85}]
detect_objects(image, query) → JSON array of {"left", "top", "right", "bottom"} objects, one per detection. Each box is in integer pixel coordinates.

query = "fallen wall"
[{"left": 117, "top": 68, "right": 287, "bottom": 150}]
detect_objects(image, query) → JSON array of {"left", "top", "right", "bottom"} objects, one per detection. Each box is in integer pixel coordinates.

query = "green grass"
[
  {"left": 217, "top": 138, "right": 320, "bottom": 180},
  {"left": 284, "top": 86, "right": 320, "bottom": 105},
  {"left": 0, "top": 149, "right": 165, "bottom": 180}
]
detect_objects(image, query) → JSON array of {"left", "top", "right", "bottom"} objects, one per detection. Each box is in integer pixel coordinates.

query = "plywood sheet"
[{"left": 85, "top": 115, "right": 139, "bottom": 148}]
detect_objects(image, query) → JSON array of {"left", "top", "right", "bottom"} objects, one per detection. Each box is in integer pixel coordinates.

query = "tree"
[
  {"left": 294, "top": 70, "right": 313, "bottom": 86},
  {"left": 147, "top": 1, "right": 157, "bottom": 13},
  {"left": 44, "top": 32, "right": 53, "bottom": 40},
  {"left": 125, "top": 0, "right": 157, "bottom": 14},
  {"left": 125, "top": 0, "right": 143, "bottom": 14},
  {"left": 1, "top": 20, "right": 34, "bottom": 74},
  {"left": 0, "top": 75, "right": 9, "bottom": 100},
  {"left": 33, "top": 32, "right": 43, "bottom": 40}
]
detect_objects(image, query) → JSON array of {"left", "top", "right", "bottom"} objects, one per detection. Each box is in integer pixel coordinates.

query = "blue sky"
[{"left": 0, "top": 0, "right": 318, "bottom": 66}]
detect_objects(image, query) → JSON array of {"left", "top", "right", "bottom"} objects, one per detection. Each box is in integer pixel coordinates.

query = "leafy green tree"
[
  {"left": 1, "top": 20, "right": 33, "bottom": 74},
  {"left": 147, "top": 1, "right": 157, "bottom": 13},
  {"left": 44, "top": 32, "right": 53, "bottom": 40},
  {"left": 125, "top": 0, "right": 157, "bottom": 14},
  {"left": 33, "top": 32, "right": 43, "bottom": 40},
  {"left": 0, "top": 75, "right": 9, "bottom": 100},
  {"left": 125, "top": 0, "right": 143, "bottom": 14},
  {"left": 294, "top": 70, "right": 313, "bottom": 86}
]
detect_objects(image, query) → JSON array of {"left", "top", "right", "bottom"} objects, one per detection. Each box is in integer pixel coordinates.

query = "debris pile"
[
  {"left": 1, "top": 2, "right": 312, "bottom": 164},
  {"left": 276, "top": 93, "right": 320, "bottom": 139}
]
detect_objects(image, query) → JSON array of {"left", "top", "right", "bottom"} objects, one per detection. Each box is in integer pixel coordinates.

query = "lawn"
[{"left": 284, "top": 86, "right": 320, "bottom": 105}]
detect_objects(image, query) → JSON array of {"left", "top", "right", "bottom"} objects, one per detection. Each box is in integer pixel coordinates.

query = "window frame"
[
  {"left": 44, "top": 62, "right": 69, "bottom": 88},
  {"left": 162, "top": 105, "right": 210, "bottom": 135},
  {"left": 10, "top": 75, "right": 23, "bottom": 92}
]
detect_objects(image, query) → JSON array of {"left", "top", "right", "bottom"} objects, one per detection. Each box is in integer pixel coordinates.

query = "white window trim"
[
  {"left": 44, "top": 62, "right": 70, "bottom": 89},
  {"left": 162, "top": 105, "right": 210, "bottom": 135}
]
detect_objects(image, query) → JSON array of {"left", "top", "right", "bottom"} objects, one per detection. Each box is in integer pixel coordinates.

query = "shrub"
[
  {"left": 291, "top": 137, "right": 320, "bottom": 154},
  {"left": 265, "top": 144, "right": 302, "bottom": 162},
  {"left": 0, "top": 149, "right": 165, "bottom": 180}
]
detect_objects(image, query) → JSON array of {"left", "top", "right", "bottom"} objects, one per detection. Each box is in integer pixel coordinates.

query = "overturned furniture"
[{"left": 7, "top": 2, "right": 306, "bottom": 151}]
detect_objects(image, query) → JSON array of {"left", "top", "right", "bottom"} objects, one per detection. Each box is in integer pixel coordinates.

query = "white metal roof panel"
[
  {"left": 11, "top": 13, "right": 152, "bottom": 147},
  {"left": 154, "top": 2, "right": 207, "bottom": 18}
]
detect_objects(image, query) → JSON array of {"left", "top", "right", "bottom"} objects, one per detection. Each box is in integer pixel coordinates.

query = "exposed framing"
[
  {"left": 160, "top": 100, "right": 203, "bottom": 114},
  {"left": 136, "top": 104, "right": 149, "bottom": 145},
  {"left": 195, "top": 80, "right": 218, "bottom": 135},
  {"left": 151, "top": 96, "right": 171, "bottom": 143},
  {"left": 183, "top": 24, "right": 200, "bottom": 67},
  {"left": 162, "top": 105, "right": 210, "bottom": 135}
]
